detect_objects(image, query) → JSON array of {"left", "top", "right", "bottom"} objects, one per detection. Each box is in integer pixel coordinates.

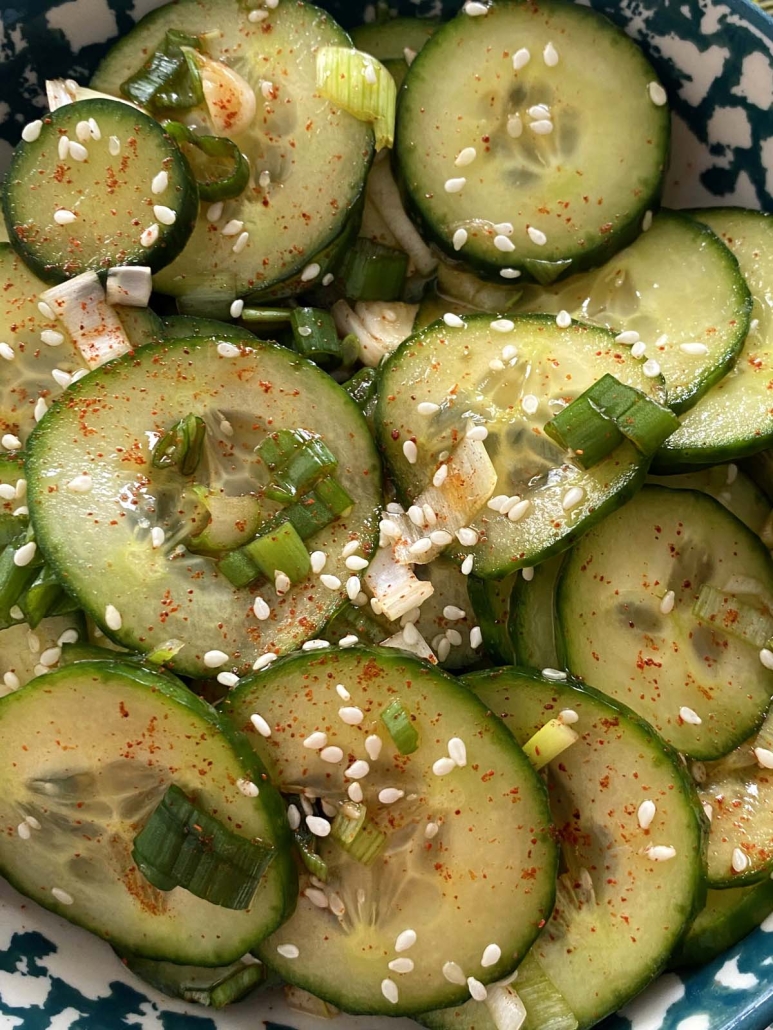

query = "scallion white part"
[
  {"left": 41, "top": 271, "right": 133, "bottom": 369},
  {"left": 105, "top": 266, "right": 152, "bottom": 308}
]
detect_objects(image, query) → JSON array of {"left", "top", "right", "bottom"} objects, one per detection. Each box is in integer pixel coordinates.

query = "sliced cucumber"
[
  {"left": 351, "top": 18, "right": 438, "bottom": 87},
  {"left": 0, "top": 614, "right": 84, "bottom": 695},
  {"left": 461, "top": 668, "right": 705, "bottom": 1030},
  {"left": 121, "top": 951, "right": 271, "bottom": 1007},
  {"left": 395, "top": 0, "right": 669, "bottom": 282},
  {"left": 466, "top": 573, "right": 516, "bottom": 665},
  {"left": 510, "top": 557, "right": 562, "bottom": 670},
  {"left": 658, "top": 209, "right": 773, "bottom": 464},
  {"left": 0, "top": 660, "right": 295, "bottom": 963},
  {"left": 377, "top": 313, "right": 663, "bottom": 579},
  {"left": 648, "top": 464, "right": 771, "bottom": 539},
  {"left": 224, "top": 647, "right": 557, "bottom": 1015},
  {"left": 115, "top": 306, "right": 164, "bottom": 350},
  {"left": 2, "top": 99, "right": 198, "bottom": 283},
  {"left": 670, "top": 881, "right": 773, "bottom": 968},
  {"left": 92, "top": 0, "right": 372, "bottom": 302},
  {"left": 514, "top": 211, "right": 751, "bottom": 414},
  {"left": 413, "top": 557, "right": 481, "bottom": 670},
  {"left": 25, "top": 335, "right": 382, "bottom": 678},
  {"left": 557, "top": 486, "right": 773, "bottom": 759},
  {"left": 162, "top": 314, "right": 259, "bottom": 343}
]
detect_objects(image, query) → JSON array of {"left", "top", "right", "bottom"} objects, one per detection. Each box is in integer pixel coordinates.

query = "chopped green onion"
[
  {"left": 120, "top": 953, "right": 268, "bottom": 1009},
  {"left": 132, "top": 783, "right": 275, "bottom": 909},
  {"left": 517, "top": 952, "right": 579, "bottom": 1030},
  {"left": 0, "top": 512, "right": 27, "bottom": 549},
  {"left": 121, "top": 30, "right": 205, "bottom": 112},
  {"left": 380, "top": 699, "right": 419, "bottom": 755},
  {"left": 257, "top": 430, "right": 338, "bottom": 503},
  {"left": 331, "top": 800, "right": 367, "bottom": 844},
  {"left": 346, "top": 819, "right": 387, "bottom": 866},
  {"left": 256, "top": 429, "right": 309, "bottom": 471},
  {"left": 152, "top": 413, "right": 207, "bottom": 477},
  {"left": 18, "top": 565, "right": 65, "bottom": 629},
  {"left": 692, "top": 585, "right": 773, "bottom": 649},
  {"left": 313, "top": 477, "right": 354, "bottom": 517},
  {"left": 339, "top": 239, "right": 409, "bottom": 302},
  {"left": 522, "top": 718, "right": 579, "bottom": 772},
  {"left": 146, "top": 639, "right": 186, "bottom": 665},
  {"left": 293, "top": 821, "right": 329, "bottom": 881},
  {"left": 60, "top": 641, "right": 120, "bottom": 666},
  {"left": 330, "top": 800, "right": 386, "bottom": 865},
  {"left": 325, "top": 600, "right": 389, "bottom": 646},
  {"left": 240, "top": 308, "right": 294, "bottom": 326},
  {"left": 217, "top": 548, "right": 260, "bottom": 589},
  {"left": 290, "top": 308, "right": 343, "bottom": 369},
  {"left": 344, "top": 367, "right": 378, "bottom": 407},
  {"left": 243, "top": 521, "right": 311, "bottom": 583},
  {"left": 485, "top": 985, "right": 528, "bottom": 1030},
  {"left": 544, "top": 395, "right": 623, "bottom": 470},
  {"left": 0, "top": 534, "right": 42, "bottom": 629},
  {"left": 162, "top": 121, "right": 250, "bottom": 202},
  {"left": 316, "top": 46, "right": 396, "bottom": 151}
]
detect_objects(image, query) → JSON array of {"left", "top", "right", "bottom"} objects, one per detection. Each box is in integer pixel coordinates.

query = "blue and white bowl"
[{"left": 2, "top": 1, "right": 773, "bottom": 1027}]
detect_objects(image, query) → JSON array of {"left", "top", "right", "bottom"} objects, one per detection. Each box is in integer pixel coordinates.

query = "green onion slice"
[
  {"left": 517, "top": 951, "right": 579, "bottom": 1030},
  {"left": 316, "top": 46, "right": 396, "bottom": 151},
  {"left": 243, "top": 521, "right": 311, "bottom": 584},
  {"left": 290, "top": 308, "right": 343, "bottom": 370},
  {"left": 256, "top": 429, "right": 338, "bottom": 503},
  {"left": 339, "top": 238, "right": 409, "bottom": 302},
  {"left": 693, "top": 585, "right": 773, "bottom": 649},
  {"left": 121, "top": 30, "right": 205, "bottom": 112},
  {"left": 152, "top": 412, "right": 207, "bottom": 477},
  {"left": 18, "top": 565, "right": 65, "bottom": 630},
  {"left": 544, "top": 395, "right": 623, "bottom": 470},
  {"left": 132, "top": 784, "right": 275, "bottom": 910},
  {"left": 522, "top": 718, "right": 579, "bottom": 772},
  {"left": 163, "top": 120, "right": 250, "bottom": 201},
  {"left": 331, "top": 801, "right": 386, "bottom": 865},
  {"left": 380, "top": 698, "right": 419, "bottom": 754}
]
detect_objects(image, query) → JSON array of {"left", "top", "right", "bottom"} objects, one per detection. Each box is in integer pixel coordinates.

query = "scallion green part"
[
  {"left": 693, "top": 585, "right": 773, "bottom": 649},
  {"left": 293, "top": 822, "right": 329, "bottom": 882},
  {"left": 162, "top": 120, "right": 250, "bottom": 201},
  {"left": 0, "top": 534, "right": 41, "bottom": 630},
  {"left": 544, "top": 395, "right": 623, "bottom": 470},
  {"left": 146, "top": 638, "right": 186, "bottom": 665},
  {"left": 380, "top": 698, "right": 419, "bottom": 754},
  {"left": 240, "top": 308, "right": 294, "bottom": 326},
  {"left": 120, "top": 30, "right": 205, "bottom": 111},
  {"left": 152, "top": 413, "right": 207, "bottom": 477},
  {"left": 243, "top": 521, "right": 311, "bottom": 583},
  {"left": 290, "top": 308, "right": 343, "bottom": 369},
  {"left": 132, "top": 783, "right": 275, "bottom": 910},
  {"left": 316, "top": 46, "right": 396, "bottom": 150},
  {"left": 344, "top": 366, "right": 378, "bottom": 407},
  {"left": 18, "top": 565, "right": 65, "bottom": 630},
  {"left": 330, "top": 801, "right": 386, "bottom": 865},
  {"left": 517, "top": 951, "right": 579, "bottom": 1030},
  {"left": 339, "top": 238, "right": 409, "bottom": 302},
  {"left": 257, "top": 429, "right": 338, "bottom": 503},
  {"left": 522, "top": 718, "right": 579, "bottom": 772},
  {"left": 331, "top": 801, "right": 367, "bottom": 845}
]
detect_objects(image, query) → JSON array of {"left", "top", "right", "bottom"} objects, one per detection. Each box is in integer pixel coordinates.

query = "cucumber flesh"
[
  {"left": 466, "top": 573, "right": 517, "bottom": 665},
  {"left": 224, "top": 647, "right": 557, "bottom": 1015},
  {"left": 462, "top": 669, "right": 705, "bottom": 1030},
  {"left": 162, "top": 315, "right": 259, "bottom": 343},
  {"left": 514, "top": 211, "right": 751, "bottom": 414},
  {"left": 557, "top": 486, "right": 773, "bottom": 759},
  {"left": 0, "top": 614, "right": 84, "bottom": 694},
  {"left": 670, "top": 881, "right": 773, "bottom": 968},
  {"left": 0, "top": 660, "right": 295, "bottom": 963},
  {"left": 352, "top": 17, "right": 438, "bottom": 87},
  {"left": 510, "top": 557, "right": 562, "bottom": 671},
  {"left": 647, "top": 465, "right": 771, "bottom": 539},
  {"left": 25, "top": 336, "right": 382, "bottom": 678},
  {"left": 377, "top": 314, "right": 663, "bottom": 578},
  {"left": 658, "top": 209, "right": 773, "bottom": 463}
]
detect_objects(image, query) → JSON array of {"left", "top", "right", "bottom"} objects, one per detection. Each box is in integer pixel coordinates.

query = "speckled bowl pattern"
[{"left": 2, "top": 0, "right": 773, "bottom": 1027}]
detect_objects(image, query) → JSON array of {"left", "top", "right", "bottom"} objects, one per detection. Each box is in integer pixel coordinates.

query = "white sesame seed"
[
  {"left": 277, "top": 944, "right": 300, "bottom": 959},
  {"left": 88, "top": 118, "right": 101, "bottom": 140},
  {"left": 433, "top": 464, "right": 449, "bottom": 488},
  {"left": 403, "top": 440, "right": 418, "bottom": 464},
  {"left": 543, "top": 41, "right": 559, "bottom": 66},
  {"left": 15, "top": 480, "right": 26, "bottom": 500},
  {"left": 443, "top": 962, "right": 467, "bottom": 985},
  {"left": 760, "top": 648, "right": 773, "bottom": 671},
  {"left": 494, "top": 234, "right": 516, "bottom": 252},
  {"left": 393, "top": 929, "right": 417, "bottom": 953},
  {"left": 513, "top": 47, "right": 530, "bottom": 70},
  {"left": 108, "top": 135, "right": 121, "bottom": 156},
  {"left": 388, "top": 957, "right": 414, "bottom": 974},
  {"left": 336, "top": 683, "right": 351, "bottom": 700},
  {"left": 481, "top": 944, "right": 501, "bottom": 968},
  {"left": 556, "top": 310, "right": 572, "bottom": 329},
  {"left": 57, "top": 134, "right": 70, "bottom": 160},
  {"left": 75, "top": 120, "right": 91, "bottom": 142},
  {"left": 648, "top": 81, "right": 667, "bottom": 106},
  {"left": 506, "top": 114, "right": 524, "bottom": 139},
  {"left": 381, "top": 979, "right": 399, "bottom": 1004},
  {"left": 421, "top": 824, "right": 438, "bottom": 843},
  {"left": 250, "top": 713, "right": 272, "bottom": 737},
  {"left": 2, "top": 435, "right": 22, "bottom": 451},
  {"left": 227, "top": 299, "right": 244, "bottom": 320},
  {"left": 522, "top": 394, "right": 539, "bottom": 415},
  {"left": 339, "top": 633, "right": 359, "bottom": 647},
  {"left": 558, "top": 709, "right": 579, "bottom": 725},
  {"left": 0, "top": 344, "right": 14, "bottom": 361},
  {"left": 470, "top": 626, "right": 483, "bottom": 649},
  {"left": 302, "top": 639, "right": 331, "bottom": 651},
  {"left": 488, "top": 321, "right": 514, "bottom": 337},
  {"left": 304, "top": 732, "right": 328, "bottom": 751},
  {"left": 8, "top": 607, "right": 23, "bottom": 622},
  {"left": 140, "top": 224, "right": 160, "bottom": 248},
  {"left": 346, "top": 576, "right": 361, "bottom": 601},
  {"left": 14, "top": 541, "right": 38, "bottom": 567},
  {"left": 614, "top": 329, "right": 640, "bottom": 345},
  {"left": 320, "top": 574, "right": 342, "bottom": 590},
  {"left": 444, "top": 177, "right": 466, "bottom": 194},
  {"left": 310, "top": 550, "right": 327, "bottom": 574},
  {"left": 643, "top": 359, "right": 661, "bottom": 378},
  {"left": 631, "top": 341, "right": 647, "bottom": 359},
  {"left": 17, "top": 822, "right": 31, "bottom": 840},
  {"left": 443, "top": 606, "right": 466, "bottom": 621},
  {"left": 26, "top": 816, "right": 41, "bottom": 830},
  {"left": 417, "top": 401, "right": 440, "bottom": 416},
  {"left": 273, "top": 571, "right": 291, "bottom": 596},
  {"left": 443, "top": 312, "right": 465, "bottom": 328},
  {"left": 320, "top": 746, "right": 344, "bottom": 764},
  {"left": 217, "top": 672, "right": 240, "bottom": 688},
  {"left": 754, "top": 746, "right": 773, "bottom": 769},
  {"left": 222, "top": 219, "right": 245, "bottom": 236},
  {"left": 448, "top": 737, "right": 467, "bottom": 766},
  {"left": 52, "top": 369, "right": 73, "bottom": 388},
  {"left": 68, "top": 140, "right": 88, "bottom": 162},
  {"left": 542, "top": 668, "right": 567, "bottom": 681},
  {"left": 645, "top": 845, "right": 676, "bottom": 861},
  {"left": 637, "top": 799, "right": 656, "bottom": 830},
  {"left": 408, "top": 505, "right": 425, "bottom": 527},
  {"left": 232, "top": 231, "right": 250, "bottom": 254},
  {"left": 301, "top": 262, "right": 321, "bottom": 282},
  {"left": 562, "top": 486, "right": 585, "bottom": 511},
  {"left": 34, "top": 397, "right": 48, "bottom": 422},
  {"left": 52, "top": 887, "right": 74, "bottom": 905},
  {"left": 508, "top": 499, "right": 531, "bottom": 523},
  {"left": 362, "top": 61, "right": 378, "bottom": 84},
  {"left": 28, "top": 632, "right": 40, "bottom": 654},
  {"left": 437, "top": 638, "right": 451, "bottom": 662},
  {"left": 659, "top": 590, "right": 675, "bottom": 615},
  {"left": 305, "top": 882, "right": 330, "bottom": 907},
  {"left": 203, "top": 649, "right": 229, "bottom": 669},
  {"left": 248, "top": 7, "right": 269, "bottom": 20},
  {"left": 357, "top": 737, "right": 381, "bottom": 765},
  {"left": 679, "top": 342, "right": 708, "bottom": 356},
  {"left": 527, "top": 226, "right": 547, "bottom": 246},
  {"left": 679, "top": 706, "right": 702, "bottom": 726},
  {"left": 426, "top": 530, "right": 452, "bottom": 548},
  {"left": 40, "top": 646, "right": 61, "bottom": 668},
  {"left": 732, "top": 847, "right": 749, "bottom": 872},
  {"left": 345, "top": 760, "right": 370, "bottom": 780},
  {"left": 408, "top": 538, "right": 432, "bottom": 557},
  {"left": 287, "top": 804, "right": 302, "bottom": 830},
  {"left": 457, "top": 527, "right": 479, "bottom": 547},
  {"left": 0, "top": 484, "right": 13, "bottom": 500},
  {"left": 236, "top": 778, "right": 260, "bottom": 797},
  {"left": 252, "top": 596, "right": 271, "bottom": 621},
  {"left": 341, "top": 540, "right": 360, "bottom": 559},
  {"left": 459, "top": 554, "right": 474, "bottom": 577},
  {"left": 300, "top": 795, "right": 314, "bottom": 817},
  {"left": 41, "top": 329, "right": 65, "bottom": 348},
  {"left": 530, "top": 119, "right": 554, "bottom": 135},
  {"left": 446, "top": 629, "right": 463, "bottom": 647},
  {"left": 206, "top": 202, "right": 224, "bottom": 223},
  {"left": 433, "top": 756, "right": 456, "bottom": 776},
  {"left": 339, "top": 706, "right": 365, "bottom": 726},
  {"left": 468, "top": 976, "right": 488, "bottom": 1001},
  {"left": 455, "top": 146, "right": 477, "bottom": 167},
  {"left": 151, "top": 170, "right": 169, "bottom": 195},
  {"left": 22, "top": 120, "right": 42, "bottom": 143},
  {"left": 345, "top": 555, "right": 369, "bottom": 572},
  {"left": 53, "top": 209, "right": 76, "bottom": 226},
  {"left": 501, "top": 268, "right": 524, "bottom": 281}
]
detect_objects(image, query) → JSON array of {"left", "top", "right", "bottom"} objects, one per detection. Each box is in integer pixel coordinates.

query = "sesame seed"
[
  {"left": 500, "top": 268, "right": 522, "bottom": 279},
  {"left": 433, "top": 464, "right": 449, "bottom": 488},
  {"left": 206, "top": 202, "right": 224, "bottom": 222},
  {"left": 339, "top": 540, "right": 360, "bottom": 560},
  {"left": 702, "top": 802, "right": 714, "bottom": 823},
  {"left": 506, "top": 113, "right": 524, "bottom": 138},
  {"left": 250, "top": 713, "right": 272, "bottom": 737},
  {"left": 13, "top": 545, "right": 35, "bottom": 573},
  {"left": 68, "top": 140, "right": 88, "bottom": 162},
  {"left": 17, "top": 822, "right": 31, "bottom": 840},
  {"left": 378, "top": 787, "right": 405, "bottom": 806},
  {"left": 75, "top": 120, "right": 91, "bottom": 142},
  {"left": 490, "top": 357, "right": 505, "bottom": 370},
  {"left": 222, "top": 219, "right": 245, "bottom": 236},
  {"left": 408, "top": 505, "right": 426, "bottom": 527},
  {"left": 359, "top": 736, "right": 381, "bottom": 764},
  {"left": 443, "top": 312, "right": 465, "bottom": 328},
  {"left": 310, "top": 550, "right": 327, "bottom": 574},
  {"left": 301, "top": 262, "right": 321, "bottom": 282},
  {"left": 57, "top": 134, "right": 70, "bottom": 160},
  {"left": 346, "top": 576, "right": 361, "bottom": 601},
  {"left": 522, "top": 394, "right": 539, "bottom": 415},
  {"left": 2, "top": 435, "right": 22, "bottom": 451},
  {"left": 403, "top": 440, "right": 418, "bottom": 464},
  {"left": 0, "top": 344, "right": 14, "bottom": 361},
  {"left": 631, "top": 341, "right": 647, "bottom": 359},
  {"left": 642, "top": 210, "right": 653, "bottom": 231},
  {"left": 277, "top": 944, "right": 300, "bottom": 959},
  {"left": 320, "top": 746, "right": 344, "bottom": 764},
  {"left": 151, "top": 170, "right": 169, "bottom": 194},
  {"left": 304, "top": 732, "right": 328, "bottom": 750},
  {"left": 203, "top": 649, "right": 229, "bottom": 668},
  {"left": 8, "top": 607, "right": 23, "bottom": 622},
  {"left": 648, "top": 81, "right": 667, "bottom": 106},
  {"left": 645, "top": 845, "right": 676, "bottom": 861},
  {"left": 424, "top": 823, "right": 440, "bottom": 841},
  {"left": 494, "top": 234, "right": 516, "bottom": 252},
  {"left": 53, "top": 209, "right": 77, "bottom": 226},
  {"left": 433, "top": 756, "right": 456, "bottom": 776},
  {"left": 527, "top": 226, "right": 547, "bottom": 246},
  {"left": 508, "top": 499, "right": 531, "bottom": 523},
  {"left": 614, "top": 329, "right": 640, "bottom": 345},
  {"left": 659, "top": 590, "right": 675, "bottom": 614},
  {"left": 451, "top": 229, "right": 469, "bottom": 254},
  {"left": 363, "top": 61, "right": 378, "bottom": 84},
  {"left": 52, "top": 888, "right": 74, "bottom": 905},
  {"left": 637, "top": 799, "right": 656, "bottom": 830},
  {"left": 274, "top": 571, "right": 291, "bottom": 594},
  {"left": 732, "top": 847, "right": 749, "bottom": 873},
  {"left": 556, "top": 310, "right": 572, "bottom": 329},
  {"left": 444, "top": 177, "right": 466, "bottom": 194},
  {"left": 287, "top": 804, "right": 302, "bottom": 830},
  {"left": 468, "top": 976, "right": 488, "bottom": 1001},
  {"left": 237, "top": 778, "right": 260, "bottom": 797},
  {"left": 455, "top": 146, "right": 477, "bottom": 167},
  {"left": 304, "top": 886, "right": 329, "bottom": 909},
  {"left": 232, "top": 231, "right": 250, "bottom": 254},
  {"left": 40, "top": 647, "right": 61, "bottom": 668},
  {"left": 462, "top": 555, "right": 474, "bottom": 575},
  {"left": 217, "top": 672, "right": 240, "bottom": 687},
  {"left": 513, "top": 47, "right": 530, "bottom": 70},
  {"left": 443, "top": 606, "right": 466, "bottom": 621},
  {"left": 52, "top": 369, "right": 72, "bottom": 388},
  {"left": 229, "top": 299, "right": 245, "bottom": 319},
  {"left": 643, "top": 359, "right": 661, "bottom": 378},
  {"left": 88, "top": 118, "right": 101, "bottom": 140},
  {"left": 489, "top": 320, "right": 515, "bottom": 336},
  {"left": 345, "top": 555, "right": 369, "bottom": 572},
  {"left": 541, "top": 668, "right": 567, "bottom": 682},
  {"left": 340, "top": 633, "right": 359, "bottom": 647},
  {"left": 457, "top": 527, "right": 479, "bottom": 546},
  {"left": 393, "top": 929, "right": 417, "bottom": 953},
  {"left": 321, "top": 272, "right": 335, "bottom": 287},
  {"left": 562, "top": 486, "right": 585, "bottom": 511},
  {"left": 339, "top": 706, "right": 365, "bottom": 726},
  {"left": 345, "top": 760, "right": 370, "bottom": 780},
  {"left": 443, "top": 962, "right": 467, "bottom": 985},
  {"left": 140, "top": 224, "right": 160, "bottom": 248},
  {"left": 437, "top": 638, "right": 451, "bottom": 662},
  {"left": 679, "top": 342, "right": 708, "bottom": 356},
  {"left": 34, "top": 397, "right": 48, "bottom": 422},
  {"left": 320, "top": 574, "right": 342, "bottom": 590},
  {"left": 0, "top": 484, "right": 13, "bottom": 500},
  {"left": 679, "top": 706, "right": 702, "bottom": 725},
  {"left": 543, "top": 41, "right": 559, "bottom": 66},
  {"left": 448, "top": 737, "right": 467, "bottom": 766},
  {"left": 302, "top": 639, "right": 331, "bottom": 651},
  {"left": 760, "top": 648, "right": 773, "bottom": 671},
  {"left": 381, "top": 979, "right": 399, "bottom": 1004},
  {"left": 470, "top": 626, "right": 483, "bottom": 649},
  {"left": 754, "top": 746, "right": 773, "bottom": 769},
  {"left": 530, "top": 119, "right": 554, "bottom": 135},
  {"left": 109, "top": 136, "right": 121, "bottom": 156},
  {"left": 417, "top": 401, "right": 440, "bottom": 417},
  {"left": 336, "top": 683, "right": 351, "bottom": 700},
  {"left": 26, "top": 816, "right": 41, "bottom": 830},
  {"left": 41, "top": 329, "right": 65, "bottom": 348},
  {"left": 389, "top": 957, "right": 414, "bottom": 974},
  {"left": 248, "top": 8, "right": 269, "bottom": 20},
  {"left": 21, "top": 120, "right": 42, "bottom": 142},
  {"left": 252, "top": 596, "right": 271, "bottom": 621},
  {"left": 558, "top": 709, "right": 579, "bottom": 724},
  {"left": 408, "top": 538, "right": 432, "bottom": 556}
]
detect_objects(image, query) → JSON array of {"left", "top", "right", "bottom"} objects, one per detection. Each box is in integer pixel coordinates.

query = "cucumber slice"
[
  {"left": 121, "top": 951, "right": 271, "bottom": 1007},
  {"left": 413, "top": 557, "right": 481, "bottom": 670},
  {"left": 352, "top": 17, "right": 438, "bottom": 87},
  {"left": 671, "top": 881, "right": 773, "bottom": 968},
  {"left": 0, "top": 614, "right": 84, "bottom": 694},
  {"left": 0, "top": 244, "right": 87, "bottom": 445},
  {"left": 648, "top": 465, "right": 771, "bottom": 538},
  {"left": 460, "top": 669, "right": 705, "bottom": 1030},
  {"left": 25, "top": 335, "right": 382, "bottom": 678},
  {"left": 395, "top": 0, "right": 669, "bottom": 282},
  {"left": 466, "top": 573, "right": 516, "bottom": 665},
  {"left": 657, "top": 209, "right": 773, "bottom": 463},
  {"left": 2, "top": 99, "right": 198, "bottom": 283},
  {"left": 115, "top": 306, "right": 165, "bottom": 350},
  {"left": 510, "top": 557, "right": 562, "bottom": 671},
  {"left": 92, "top": 0, "right": 372, "bottom": 302},
  {"left": 515, "top": 211, "right": 751, "bottom": 413},
  {"left": 377, "top": 313, "right": 663, "bottom": 579},
  {"left": 0, "top": 660, "right": 295, "bottom": 963},
  {"left": 557, "top": 486, "right": 773, "bottom": 759},
  {"left": 224, "top": 647, "right": 557, "bottom": 1015},
  {"left": 162, "top": 315, "right": 259, "bottom": 343}
]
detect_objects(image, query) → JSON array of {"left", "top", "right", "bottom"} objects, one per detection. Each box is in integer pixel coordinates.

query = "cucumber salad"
[{"left": 1, "top": 0, "right": 773, "bottom": 1025}]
